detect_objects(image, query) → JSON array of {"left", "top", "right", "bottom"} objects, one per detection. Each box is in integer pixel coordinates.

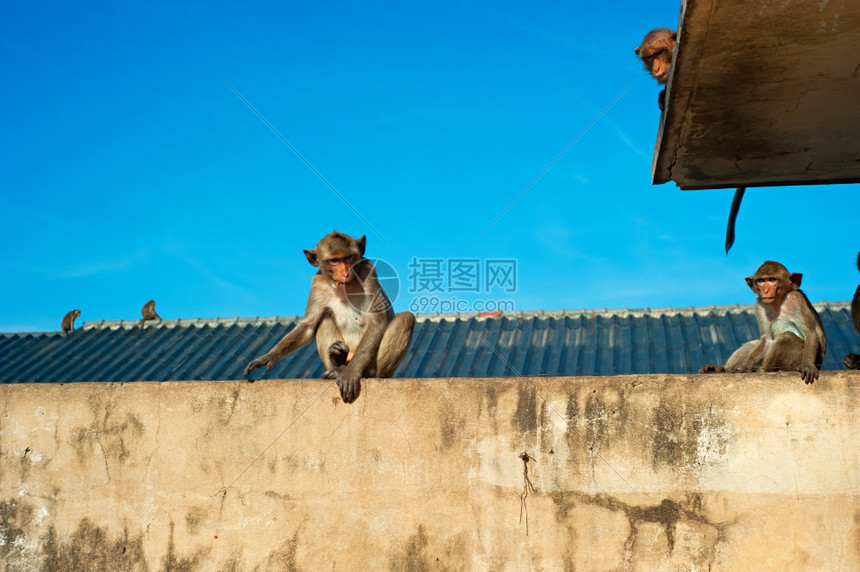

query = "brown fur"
[
  {"left": 140, "top": 300, "right": 162, "bottom": 326},
  {"left": 244, "top": 231, "right": 415, "bottom": 403},
  {"left": 61, "top": 309, "right": 81, "bottom": 335},
  {"left": 634, "top": 28, "right": 676, "bottom": 85},
  {"left": 701, "top": 261, "right": 826, "bottom": 383}
]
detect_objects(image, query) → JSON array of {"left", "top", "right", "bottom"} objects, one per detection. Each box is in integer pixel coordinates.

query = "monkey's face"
[
  {"left": 635, "top": 28, "right": 676, "bottom": 85},
  {"left": 746, "top": 261, "right": 795, "bottom": 303},
  {"left": 648, "top": 49, "right": 671, "bottom": 84},
  {"left": 324, "top": 252, "right": 358, "bottom": 285},
  {"left": 753, "top": 274, "right": 782, "bottom": 304}
]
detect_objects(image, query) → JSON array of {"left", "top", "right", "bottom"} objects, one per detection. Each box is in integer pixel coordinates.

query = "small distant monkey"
[
  {"left": 700, "top": 261, "right": 826, "bottom": 384},
  {"left": 634, "top": 27, "right": 677, "bottom": 110},
  {"left": 61, "top": 309, "right": 81, "bottom": 336},
  {"left": 244, "top": 231, "right": 415, "bottom": 403},
  {"left": 843, "top": 252, "right": 860, "bottom": 370},
  {"left": 141, "top": 300, "right": 162, "bottom": 326}
]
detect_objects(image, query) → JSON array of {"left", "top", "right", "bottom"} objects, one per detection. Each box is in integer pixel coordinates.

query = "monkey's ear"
[
  {"left": 671, "top": 32, "right": 677, "bottom": 41},
  {"left": 745, "top": 276, "right": 757, "bottom": 293},
  {"left": 304, "top": 249, "right": 320, "bottom": 267},
  {"left": 356, "top": 235, "right": 367, "bottom": 257},
  {"left": 789, "top": 273, "right": 803, "bottom": 290}
]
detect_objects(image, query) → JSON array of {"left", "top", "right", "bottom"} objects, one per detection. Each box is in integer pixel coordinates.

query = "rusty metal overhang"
[{"left": 653, "top": 0, "right": 860, "bottom": 190}]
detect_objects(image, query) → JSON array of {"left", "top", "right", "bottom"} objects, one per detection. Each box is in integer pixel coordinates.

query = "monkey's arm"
[
  {"left": 332, "top": 315, "right": 387, "bottom": 403},
  {"left": 243, "top": 286, "right": 324, "bottom": 376},
  {"left": 797, "top": 333, "right": 822, "bottom": 384},
  {"left": 244, "top": 320, "right": 317, "bottom": 375},
  {"left": 787, "top": 292, "right": 826, "bottom": 384}
]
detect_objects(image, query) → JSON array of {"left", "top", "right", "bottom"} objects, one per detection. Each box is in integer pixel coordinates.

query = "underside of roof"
[
  {"left": 1, "top": 303, "right": 856, "bottom": 383},
  {"left": 653, "top": 0, "right": 860, "bottom": 189}
]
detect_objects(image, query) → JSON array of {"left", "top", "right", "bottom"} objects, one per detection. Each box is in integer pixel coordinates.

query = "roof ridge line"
[{"left": 58, "top": 299, "right": 850, "bottom": 331}]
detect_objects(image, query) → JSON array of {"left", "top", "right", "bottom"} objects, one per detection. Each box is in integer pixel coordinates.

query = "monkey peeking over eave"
[
  {"left": 700, "top": 261, "right": 827, "bottom": 384},
  {"left": 634, "top": 27, "right": 677, "bottom": 111}
]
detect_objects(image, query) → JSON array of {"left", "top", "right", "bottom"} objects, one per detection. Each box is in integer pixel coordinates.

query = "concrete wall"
[{"left": 0, "top": 372, "right": 857, "bottom": 571}]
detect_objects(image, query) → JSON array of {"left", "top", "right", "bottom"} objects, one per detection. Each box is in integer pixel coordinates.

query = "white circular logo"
[{"left": 347, "top": 257, "right": 400, "bottom": 314}]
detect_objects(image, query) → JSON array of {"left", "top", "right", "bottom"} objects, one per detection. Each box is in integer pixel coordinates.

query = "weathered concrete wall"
[{"left": 1, "top": 372, "right": 858, "bottom": 571}]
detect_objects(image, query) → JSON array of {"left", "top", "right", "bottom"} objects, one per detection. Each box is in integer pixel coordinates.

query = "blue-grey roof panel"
[{"left": 0, "top": 303, "right": 857, "bottom": 383}]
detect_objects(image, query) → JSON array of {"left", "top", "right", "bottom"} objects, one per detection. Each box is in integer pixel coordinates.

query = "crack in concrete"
[{"left": 93, "top": 431, "right": 111, "bottom": 485}]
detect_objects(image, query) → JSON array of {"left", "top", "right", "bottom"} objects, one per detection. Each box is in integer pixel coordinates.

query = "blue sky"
[{"left": 2, "top": 1, "right": 858, "bottom": 332}]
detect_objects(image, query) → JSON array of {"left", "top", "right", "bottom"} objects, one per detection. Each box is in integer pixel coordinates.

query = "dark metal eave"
[{"left": 653, "top": 0, "right": 860, "bottom": 190}]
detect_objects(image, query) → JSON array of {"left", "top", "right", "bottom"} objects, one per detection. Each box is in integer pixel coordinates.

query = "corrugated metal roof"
[{"left": 1, "top": 302, "right": 856, "bottom": 383}]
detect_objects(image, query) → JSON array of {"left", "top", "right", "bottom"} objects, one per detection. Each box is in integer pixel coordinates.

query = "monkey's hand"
[
  {"left": 243, "top": 357, "right": 273, "bottom": 377},
  {"left": 844, "top": 353, "right": 860, "bottom": 370},
  {"left": 327, "top": 341, "right": 350, "bottom": 367},
  {"left": 335, "top": 370, "right": 362, "bottom": 404},
  {"left": 798, "top": 365, "right": 819, "bottom": 385},
  {"left": 699, "top": 364, "right": 725, "bottom": 374}
]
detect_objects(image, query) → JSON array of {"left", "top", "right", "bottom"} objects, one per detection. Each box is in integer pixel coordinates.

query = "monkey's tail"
[{"left": 725, "top": 187, "right": 746, "bottom": 254}]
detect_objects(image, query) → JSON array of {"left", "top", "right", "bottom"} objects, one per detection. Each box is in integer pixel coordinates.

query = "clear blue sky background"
[{"left": 2, "top": 1, "right": 858, "bottom": 332}]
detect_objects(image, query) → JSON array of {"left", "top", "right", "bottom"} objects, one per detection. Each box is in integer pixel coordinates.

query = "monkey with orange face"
[
  {"left": 701, "top": 261, "right": 826, "bottom": 384},
  {"left": 244, "top": 231, "right": 415, "bottom": 403}
]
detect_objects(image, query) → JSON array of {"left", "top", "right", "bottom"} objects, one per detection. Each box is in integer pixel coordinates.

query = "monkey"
[
  {"left": 724, "top": 187, "right": 746, "bottom": 253},
  {"left": 140, "top": 300, "right": 162, "bottom": 327},
  {"left": 700, "top": 261, "right": 826, "bottom": 384},
  {"left": 61, "top": 309, "right": 81, "bottom": 336},
  {"left": 244, "top": 231, "right": 416, "bottom": 403},
  {"left": 843, "top": 251, "right": 860, "bottom": 370},
  {"left": 634, "top": 28, "right": 677, "bottom": 111}
]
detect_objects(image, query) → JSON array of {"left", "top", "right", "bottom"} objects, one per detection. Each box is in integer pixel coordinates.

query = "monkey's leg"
[
  {"left": 375, "top": 312, "right": 416, "bottom": 378},
  {"left": 316, "top": 315, "right": 347, "bottom": 375},
  {"left": 725, "top": 339, "right": 766, "bottom": 373},
  {"left": 761, "top": 332, "right": 804, "bottom": 372}
]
